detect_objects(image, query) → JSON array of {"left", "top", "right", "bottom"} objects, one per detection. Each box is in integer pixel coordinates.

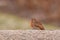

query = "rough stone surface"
[{"left": 0, "top": 30, "right": 60, "bottom": 40}]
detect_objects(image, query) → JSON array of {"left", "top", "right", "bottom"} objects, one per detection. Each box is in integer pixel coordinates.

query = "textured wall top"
[{"left": 0, "top": 30, "right": 60, "bottom": 40}]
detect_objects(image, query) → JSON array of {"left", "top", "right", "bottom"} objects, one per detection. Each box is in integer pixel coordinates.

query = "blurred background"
[{"left": 0, "top": 0, "right": 60, "bottom": 30}]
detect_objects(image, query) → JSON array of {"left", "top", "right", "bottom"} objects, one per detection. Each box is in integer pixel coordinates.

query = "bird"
[{"left": 30, "top": 18, "right": 45, "bottom": 30}]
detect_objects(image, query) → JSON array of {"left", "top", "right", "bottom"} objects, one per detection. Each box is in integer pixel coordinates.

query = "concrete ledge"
[{"left": 0, "top": 30, "right": 60, "bottom": 40}]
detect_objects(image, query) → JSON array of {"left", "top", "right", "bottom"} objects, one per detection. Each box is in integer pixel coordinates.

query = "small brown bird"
[{"left": 31, "top": 18, "right": 45, "bottom": 30}]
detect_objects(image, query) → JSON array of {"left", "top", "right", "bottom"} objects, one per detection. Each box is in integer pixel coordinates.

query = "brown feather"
[{"left": 31, "top": 18, "right": 45, "bottom": 30}]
